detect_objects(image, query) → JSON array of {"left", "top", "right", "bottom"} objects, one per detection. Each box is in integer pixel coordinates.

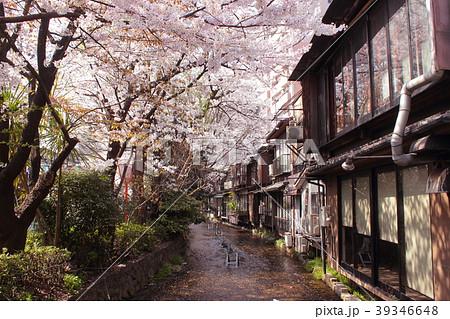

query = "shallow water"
[{"left": 132, "top": 223, "right": 340, "bottom": 301}]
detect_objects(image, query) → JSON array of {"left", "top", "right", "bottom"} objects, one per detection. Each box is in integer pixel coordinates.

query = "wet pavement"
[{"left": 131, "top": 222, "right": 340, "bottom": 301}]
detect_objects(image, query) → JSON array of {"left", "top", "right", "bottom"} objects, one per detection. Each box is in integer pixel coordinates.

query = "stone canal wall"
[{"left": 74, "top": 236, "right": 187, "bottom": 300}]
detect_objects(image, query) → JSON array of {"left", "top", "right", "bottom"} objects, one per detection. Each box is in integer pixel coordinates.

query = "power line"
[{"left": 76, "top": 178, "right": 200, "bottom": 301}]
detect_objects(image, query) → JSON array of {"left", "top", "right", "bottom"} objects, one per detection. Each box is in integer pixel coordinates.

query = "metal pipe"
[{"left": 391, "top": 70, "right": 445, "bottom": 166}]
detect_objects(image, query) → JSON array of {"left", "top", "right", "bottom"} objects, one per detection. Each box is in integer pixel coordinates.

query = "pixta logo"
[{"left": 189, "top": 137, "right": 324, "bottom": 167}]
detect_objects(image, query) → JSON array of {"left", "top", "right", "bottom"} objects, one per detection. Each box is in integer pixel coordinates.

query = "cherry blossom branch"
[
  {"left": 79, "top": 26, "right": 119, "bottom": 66},
  {"left": 165, "top": 64, "right": 208, "bottom": 102}
]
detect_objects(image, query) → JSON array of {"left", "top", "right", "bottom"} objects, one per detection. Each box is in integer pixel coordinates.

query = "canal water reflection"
[{"left": 132, "top": 223, "right": 340, "bottom": 301}]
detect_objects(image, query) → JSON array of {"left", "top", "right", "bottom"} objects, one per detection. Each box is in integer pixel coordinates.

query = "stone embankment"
[{"left": 74, "top": 236, "right": 187, "bottom": 300}]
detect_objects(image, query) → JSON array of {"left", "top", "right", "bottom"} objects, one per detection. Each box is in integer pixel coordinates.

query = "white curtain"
[
  {"left": 378, "top": 171, "right": 398, "bottom": 243},
  {"left": 341, "top": 179, "right": 353, "bottom": 227},
  {"left": 355, "top": 176, "right": 371, "bottom": 236}
]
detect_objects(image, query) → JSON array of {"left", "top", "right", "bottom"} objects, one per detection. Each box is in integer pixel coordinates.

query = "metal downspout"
[{"left": 391, "top": 70, "right": 445, "bottom": 166}]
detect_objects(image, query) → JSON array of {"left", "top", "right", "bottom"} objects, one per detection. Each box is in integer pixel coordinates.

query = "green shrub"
[
  {"left": 305, "top": 257, "right": 337, "bottom": 280},
  {"left": 275, "top": 238, "right": 285, "bottom": 248},
  {"left": 153, "top": 255, "right": 184, "bottom": 281},
  {"left": 64, "top": 274, "right": 83, "bottom": 295},
  {"left": 114, "top": 222, "right": 157, "bottom": 258},
  {"left": 154, "top": 263, "right": 173, "bottom": 280},
  {"left": 0, "top": 245, "right": 79, "bottom": 300},
  {"left": 154, "top": 189, "right": 204, "bottom": 239},
  {"left": 169, "top": 254, "right": 183, "bottom": 265},
  {"left": 304, "top": 257, "right": 370, "bottom": 301},
  {"left": 40, "top": 170, "right": 121, "bottom": 268},
  {"left": 305, "top": 257, "right": 322, "bottom": 274}
]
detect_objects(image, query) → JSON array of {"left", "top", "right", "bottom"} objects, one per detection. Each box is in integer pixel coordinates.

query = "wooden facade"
[{"left": 290, "top": 0, "right": 450, "bottom": 300}]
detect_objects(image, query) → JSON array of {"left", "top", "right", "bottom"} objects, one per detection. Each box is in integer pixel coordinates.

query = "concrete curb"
[{"left": 323, "top": 273, "right": 361, "bottom": 301}]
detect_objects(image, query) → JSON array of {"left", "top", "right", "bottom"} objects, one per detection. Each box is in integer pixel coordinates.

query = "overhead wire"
[{"left": 75, "top": 178, "right": 200, "bottom": 300}]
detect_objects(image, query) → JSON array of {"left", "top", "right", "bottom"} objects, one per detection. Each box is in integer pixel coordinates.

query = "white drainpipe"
[{"left": 391, "top": 69, "right": 445, "bottom": 166}]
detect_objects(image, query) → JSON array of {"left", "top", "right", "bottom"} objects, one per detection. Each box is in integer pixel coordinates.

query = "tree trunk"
[
  {"left": 0, "top": 139, "right": 77, "bottom": 252},
  {"left": 54, "top": 168, "right": 63, "bottom": 246},
  {"left": 132, "top": 146, "right": 147, "bottom": 224},
  {"left": 0, "top": 10, "right": 80, "bottom": 252}
]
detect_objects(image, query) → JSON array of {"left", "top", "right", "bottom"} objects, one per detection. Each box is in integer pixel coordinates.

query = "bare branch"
[
  {"left": 0, "top": 11, "right": 82, "bottom": 24},
  {"left": 90, "top": 0, "right": 116, "bottom": 8},
  {"left": 180, "top": 6, "right": 206, "bottom": 19}
]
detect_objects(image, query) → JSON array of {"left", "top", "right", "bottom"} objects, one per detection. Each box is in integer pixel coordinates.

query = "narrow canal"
[{"left": 131, "top": 222, "right": 340, "bottom": 301}]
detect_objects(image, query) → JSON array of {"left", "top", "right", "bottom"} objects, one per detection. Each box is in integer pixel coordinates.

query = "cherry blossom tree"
[
  {"left": 0, "top": 0, "right": 83, "bottom": 251},
  {"left": 0, "top": 0, "right": 336, "bottom": 251}
]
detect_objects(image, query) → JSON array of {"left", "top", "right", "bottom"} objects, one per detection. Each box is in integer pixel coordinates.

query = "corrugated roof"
[
  {"left": 266, "top": 118, "right": 290, "bottom": 140},
  {"left": 322, "top": 0, "right": 372, "bottom": 27},
  {"left": 289, "top": 0, "right": 376, "bottom": 82},
  {"left": 288, "top": 32, "right": 341, "bottom": 81}
]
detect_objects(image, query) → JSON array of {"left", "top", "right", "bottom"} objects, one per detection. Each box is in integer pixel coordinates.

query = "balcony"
[{"left": 273, "top": 154, "right": 291, "bottom": 175}]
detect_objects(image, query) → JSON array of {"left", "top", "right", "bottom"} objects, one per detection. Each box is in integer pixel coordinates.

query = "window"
[
  {"left": 340, "top": 178, "right": 354, "bottom": 265},
  {"left": 339, "top": 165, "right": 434, "bottom": 299},
  {"left": 389, "top": 0, "right": 411, "bottom": 97},
  {"left": 370, "top": 2, "right": 390, "bottom": 109},
  {"left": 283, "top": 195, "right": 293, "bottom": 231},
  {"left": 353, "top": 18, "right": 372, "bottom": 119},
  {"left": 409, "top": 0, "right": 433, "bottom": 77},
  {"left": 334, "top": 42, "right": 356, "bottom": 134},
  {"left": 273, "top": 140, "right": 291, "bottom": 175},
  {"left": 355, "top": 175, "right": 371, "bottom": 236},
  {"left": 343, "top": 43, "right": 355, "bottom": 128},
  {"left": 327, "top": 0, "right": 435, "bottom": 138},
  {"left": 334, "top": 55, "right": 345, "bottom": 132},
  {"left": 377, "top": 171, "right": 398, "bottom": 243},
  {"left": 238, "top": 193, "right": 248, "bottom": 213},
  {"left": 340, "top": 173, "right": 373, "bottom": 279},
  {"left": 341, "top": 179, "right": 353, "bottom": 227},
  {"left": 402, "top": 166, "right": 434, "bottom": 299},
  {"left": 275, "top": 192, "right": 288, "bottom": 231},
  {"left": 377, "top": 170, "right": 399, "bottom": 290}
]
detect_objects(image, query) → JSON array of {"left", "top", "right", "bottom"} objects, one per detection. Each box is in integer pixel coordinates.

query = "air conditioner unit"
[
  {"left": 307, "top": 214, "right": 320, "bottom": 236},
  {"left": 300, "top": 217, "right": 308, "bottom": 234},
  {"left": 286, "top": 126, "right": 303, "bottom": 140},
  {"left": 268, "top": 164, "right": 274, "bottom": 176},
  {"left": 320, "top": 206, "right": 331, "bottom": 227},
  {"left": 295, "top": 235, "right": 309, "bottom": 253},
  {"left": 284, "top": 232, "right": 293, "bottom": 247},
  {"left": 224, "top": 180, "right": 233, "bottom": 190}
]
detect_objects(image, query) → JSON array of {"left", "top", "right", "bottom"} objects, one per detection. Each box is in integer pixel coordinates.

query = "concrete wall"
[{"left": 74, "top": 236, "right": 187, "bottom": 300}]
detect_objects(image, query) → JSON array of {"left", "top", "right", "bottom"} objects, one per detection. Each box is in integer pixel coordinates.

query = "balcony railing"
[{"left": 273, "top": 154, "right": 291, "bottom": 175}]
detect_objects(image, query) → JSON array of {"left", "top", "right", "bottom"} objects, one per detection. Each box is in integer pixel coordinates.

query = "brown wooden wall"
[
  {"left": 433, "top": 0, "right": 450, "bottom": 71},
  {"left": 326, "top": 176, "right": 340, "bottom": 270},
  {"left": 249, "top": 194, "right": 258, "bottom": 225},
  {"left": 430, "top": 192, "right": 450, "bottom": 300}
]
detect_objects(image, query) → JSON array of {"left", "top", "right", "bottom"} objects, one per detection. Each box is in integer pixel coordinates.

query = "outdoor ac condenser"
[
  {"left": 295, "top": 235, "right": 308, "bottom": 253},
  {"left": 320, "top": 206, "right": 331, "bottom": 227},
  {"left": 286, "top": 126, "right": 303, "bottom": 141},
  {"left": 307, "top": 214, "right": 320, "bottom": 236}
]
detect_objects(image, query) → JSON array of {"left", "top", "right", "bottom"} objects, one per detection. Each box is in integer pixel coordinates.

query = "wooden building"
[{"left": 290, "top": 0, "right": 450, "bottom": 300}]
